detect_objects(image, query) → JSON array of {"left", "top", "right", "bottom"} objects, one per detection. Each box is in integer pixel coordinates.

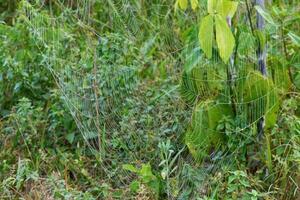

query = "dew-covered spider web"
[
  {"left": 21, "top": 0, "right": 187, "bottom": 187},
  {"left": 20, "top": 0, "right": 299, "bottom": 196}
]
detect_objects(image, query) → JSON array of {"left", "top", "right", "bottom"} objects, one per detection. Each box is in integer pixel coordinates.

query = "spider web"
[
  {"left": 19, "top": 0, "right": 298, "bottom": 197},
  {"left": 21, "top": 0, "right": 185, "bottom": 189}
]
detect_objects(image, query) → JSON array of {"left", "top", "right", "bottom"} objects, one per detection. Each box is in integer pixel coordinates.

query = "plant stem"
[
  {"left": 280, "top": 22, "right": 294, "bottom": 85},
  {"left": 227, "top": 17, "right": 237, "bottom": 117},
  {"left": 265, "top": 132, "right": 272, "bottom": 171},
  {"left": 256, "top": 0, "right": 274, "bottom": 173},
  {"left": 246, "top": 0, "right": 255, "bottom": 34},
  {"left": 256, "top": 0, "right": 267, "bottom": 139}
]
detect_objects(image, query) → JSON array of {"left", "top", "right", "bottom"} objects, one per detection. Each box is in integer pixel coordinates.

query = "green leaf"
[
  {"left": 294, "top": 73, "right": 300, "bottom": 90},
  {"left": 269, "top": 57, "right": 292, "bottom": 93},
  {"left": 208, "top": 0, "right": 217, "bottom": 14},
  {"left": 193, "top": 65, "right": 226, "bottom": 98},
  {"left": 65, "top": 133, "right": 75, "bottom": 144},
  {"left": 185, "top": 100, "right": 233, "bottom": 162},
  {"left": 217, "top": 0, "right": 238, "bottom": 18},
  {"left": 254, "top": 5, "right": 277, "bottom": 26},
  {"left": 178, "top": 0, "right": 188, "bottom": 10},
  {"left": 140, "top": 164, "right": 155, "bottom": 180},
  {"left": 215, "top": 14, "right": 235, "bottom": 63},
  {"left": 199, "top": 15, "right": 214, "bottom": 59},
  {"left": 288, "top": 32, "right": 300, "bottom": 47},
  {"left": 191, "top": 0, "right": 198, "bottom": 10},
  {"left": 237, "top": 30, "right": 256, "bottom": 53},
  {"left": 122, "top": 164, "right": 138, "bottom": 173},
  {"left": 139, "top": 164, "right": 160, "bottom": 195},
  {"left": 180, "top": 63, "right": 226, "bottom": 105},
  {"left": 180, "top": 70, "right": 198, "bottom": 105},
  {"left": 265, "top": 100, "right": 279, "bottom": 129},
  {"left": 130, "top": 181, "right": 140, "bottom": 193},
  {"left": 254, "top": 30, "right": 266, "bottom": 50},
  {"left": 239, "top": 71, "right": 279, "bottom": 128}
]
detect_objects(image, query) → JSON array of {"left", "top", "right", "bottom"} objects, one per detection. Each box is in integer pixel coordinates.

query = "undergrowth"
[{"left": 0, "top": 0, "right": 299, "bottom": 199}]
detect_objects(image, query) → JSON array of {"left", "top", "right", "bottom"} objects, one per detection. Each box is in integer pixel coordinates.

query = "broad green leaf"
[
  {"left": 140, "top": 163, "right": 154, "bottom": 179},
  {"left": 208, "top": 0, "right": 217, "bottom": 14},
  {"left": 294, "top": 73, "right": 300, "bottom": 90},
  {"left": 288, "top": 32, "right": 300, "bottom": 47},
  {"left": 254, "top": 5, "right": 277, "bottom": 26},
  {"left": 130, "top": 181, "right": 140, "bottom": 193},
  {"left": 139, "top": 164, "right": 160, "bottom": 196},
  {"left": 191, "top": 0, "right": 198, "bottom": 10},
  {"left": 269, "top": 57, "right": 292, "bottom": 93},
  {"left": 237, "top": 31, "right": 256, "bottom": 53},
  {"left": 65, "top": 133, "right": 75, "bottom": 144},
  {"left": 180, "top": 63, "right": 226, "bottom": 105},
  {"left": 254, "top": 30, "right": 266, "bottom": 50},
  {"left": 185, "top": 100, "right": 233, "bottom": 162},
  {"left": 193, "top": 65, "right": 226, "bottom": 98},
  {"left": 180, "top": 71, "right": 198, "bottom": 105},
  {"left": 240, "top": 71, "right": 279, "bottom": 128},
  {"left": 199, "top": 15, "right": 214, "bottom": 59},
  {"left": 178, "top": 0, "right": 188, "bottom": 10},
  {"left": 217, "top": 0, "right": 238, "bottom": 18},
  {"left": 215, "top": 14, "right": 235, "bottom": 63},
  {"left": 265, "top": 90, "right": 279, "bottom": 129},
  {"left": 122, "top": 164, "right": 138, "bottom": 173}
]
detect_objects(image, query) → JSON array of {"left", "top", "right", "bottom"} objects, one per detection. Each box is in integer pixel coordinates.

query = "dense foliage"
[{"left": 0, "top": 0, "right": 299, "bottom": 199}]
